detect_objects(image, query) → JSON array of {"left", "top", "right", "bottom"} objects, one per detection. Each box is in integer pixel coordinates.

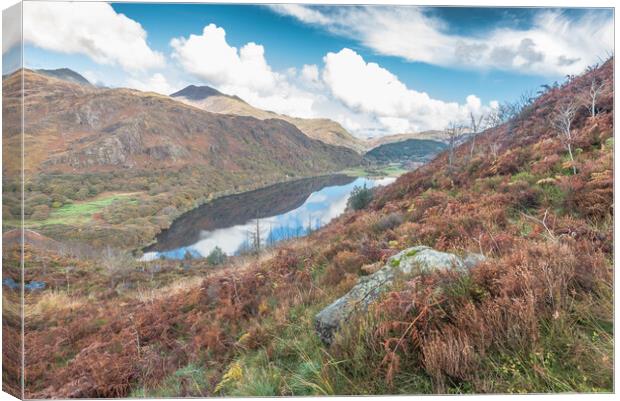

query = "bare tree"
[
  {"left": 101, "top": 246, "right": 134, "bottom": 288},
  {"left": 550, "top": 102, "right": 578, "bottom": 175},
  {"left": 485, "top": 108, "right": 503, "bottom": 129},
  {"left": 250, "top": 217, "right": 261, "bottom": 255},
  {"left": 468, "top": 111, "right": 486, "bottom": 158},
  {"left": 587, "top": 77, "right": 605, "bottom": 117},
  {"left": 445, "top": 121, "right": 466, "bottom": 169}
]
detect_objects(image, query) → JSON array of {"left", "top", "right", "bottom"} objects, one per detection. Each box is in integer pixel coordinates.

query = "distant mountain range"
[
  {"left": 171, "top": 85, "right": 367, "bottom": 153},
  {"left": 365, "top": 138, "right": 447, "bottom": 164},
  {"left": 3, "top": 69, "right": 361, "bottom": 177},
  {"left": 366, "top": 130, "right": 448, "bottom": 149},
  {"left": 9, "top": 67, "right": 448, "bottom": 165}
]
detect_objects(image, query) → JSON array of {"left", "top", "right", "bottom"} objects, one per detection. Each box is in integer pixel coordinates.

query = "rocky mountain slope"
[
  {"left": 171, "top": 85, "right": 367, "bottom": 153},
  {"left": 3, "top": 70, "right": 360, "bottom": 176}
]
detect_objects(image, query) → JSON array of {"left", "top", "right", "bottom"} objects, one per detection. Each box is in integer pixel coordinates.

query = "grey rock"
[
  {"left": 314, "top": 246, "right": 485, "bottom": 344},
  {"left": 463, "top": 252, "right": 486, "bottom": 269}
]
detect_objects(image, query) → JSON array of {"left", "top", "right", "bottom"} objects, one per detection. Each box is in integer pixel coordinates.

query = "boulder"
[{"left": 314, "top": 246, "right": 485, "bottom": 344}]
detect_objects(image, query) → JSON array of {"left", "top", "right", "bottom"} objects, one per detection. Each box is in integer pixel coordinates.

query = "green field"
[{"left": 29, "top": 193, "right": 139, "bottom": 227}]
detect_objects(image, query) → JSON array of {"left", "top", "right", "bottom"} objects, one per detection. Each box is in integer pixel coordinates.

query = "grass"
[
  {"left": 29, "top": 193, "right": 140, "bottom": 227},
  {"left": 224, "top": 303, "right": 349, "bottom": 397},
  {"left": 131, "top": 363, "right": 211, "bottom": 397}
]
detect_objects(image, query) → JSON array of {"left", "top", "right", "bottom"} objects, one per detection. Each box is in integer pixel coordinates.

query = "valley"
[{"left": 2, "top": 57, "right": 614, "bottom": 397}]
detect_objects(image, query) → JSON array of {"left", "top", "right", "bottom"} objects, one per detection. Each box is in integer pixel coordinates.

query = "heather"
[{"left": 2, "top": 58, "right": 613, "bottom": 397}]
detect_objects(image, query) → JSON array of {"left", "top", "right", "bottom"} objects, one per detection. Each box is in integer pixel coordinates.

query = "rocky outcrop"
[{"left": 314, "top": 246, "right": 485, "bottom": 344}]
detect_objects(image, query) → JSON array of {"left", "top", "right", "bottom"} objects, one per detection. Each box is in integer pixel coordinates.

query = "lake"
[{"left": 142, "top": 174, "right": 396, "bottom": 261}]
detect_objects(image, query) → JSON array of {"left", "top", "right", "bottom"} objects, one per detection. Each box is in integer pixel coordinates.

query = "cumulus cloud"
[
  {"left": 23, "top": 2, "right": 164, "bottom": 72},
  {"left": 126, "top": 73, "right": 175, "bottom": 95},
  {"left": 170, "top": 24, "right": 279, "bottom": 94},
  {"left": 169, "top": 24, "right": 496, "bottom": 137},
  {"left": 170, "top": 23, "right": 320, "bottom": 117},
  {"left": 270, "top": 5, "right": 613, "bottom": 76},
  {"left": 322, "top": 48, "right": 494, "bottom": 133}
]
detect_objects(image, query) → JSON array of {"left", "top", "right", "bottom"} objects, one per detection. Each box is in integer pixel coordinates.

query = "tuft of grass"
[
  {"left": 132, "top": 363, "right": 210, "bottom": 397},
  {"left": 26, "top": 291, "right": 85, "bottom": 318}
]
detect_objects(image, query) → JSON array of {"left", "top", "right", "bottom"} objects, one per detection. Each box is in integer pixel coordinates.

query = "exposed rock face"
[{"left": 314, "top": 246, "right": 485, "bottom": 344}]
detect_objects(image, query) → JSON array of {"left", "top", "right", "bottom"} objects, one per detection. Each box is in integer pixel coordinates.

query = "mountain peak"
[
  {"left": 35, "top": 68, "right": 92, "bottom": 86},
  {"left": 170, "top": 85, "right": 226, "bottom": 100}
]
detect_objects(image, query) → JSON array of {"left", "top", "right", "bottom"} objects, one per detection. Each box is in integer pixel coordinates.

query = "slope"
[
  {"left": 5, "top": 59, "right": 613, "bottom": 397},
  {"left": 366, "top": 130, "right": 447, "bottom": 149},
  {"left": 171, "top": 85, "right": 367, "bottom": 153},
  {"left": 2, "top": 69, "right": 361, "bottom": 249},
  {"left": 365, "top": 138, "right": 447, "bottom": 164}
]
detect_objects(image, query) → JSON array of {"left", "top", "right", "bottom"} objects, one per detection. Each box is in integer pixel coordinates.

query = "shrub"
[
  {"left": 333, "top": 250, "right": 364, "bottom": 274},
  {"left": 206, "top": 246, "right": 227, "bottom": 266},
  {"left": 31, "top": 204, "right": 51, "bottom": 220},
  {"left": 348, "top": 184, "right": 373, "bottom": 210},
  {"left": 372, "top": 212, "right": 404, "bottom": 233}
]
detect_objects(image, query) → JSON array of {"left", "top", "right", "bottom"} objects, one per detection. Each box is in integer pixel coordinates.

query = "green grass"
[
  {"left": 131, "top": 363, "right": 211, "bottom": 397},
  {"left": 29, "top": 193, "right": 139, "bottom": 227}
]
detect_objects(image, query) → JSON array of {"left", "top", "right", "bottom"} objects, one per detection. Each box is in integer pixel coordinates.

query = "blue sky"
[{"left": 10, "top": 2, "right": 614, "bottom": 137}]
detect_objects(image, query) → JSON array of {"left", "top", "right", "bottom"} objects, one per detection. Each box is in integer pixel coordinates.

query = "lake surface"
[{"left": 142, "top": 174, "right": 396, "bottom": 261}]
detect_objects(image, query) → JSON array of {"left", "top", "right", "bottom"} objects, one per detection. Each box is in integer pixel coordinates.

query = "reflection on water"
[{"left": 142, "top": 175, "right": 396, "bottom": 261}]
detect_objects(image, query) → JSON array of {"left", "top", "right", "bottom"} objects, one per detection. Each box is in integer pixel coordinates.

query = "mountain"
[
  {"left": 171, "top": 85, "right": 367, "bottom": 153},
  {"left": 366, "top": 130, "right": 447, "bottom": 149},
  {"left": 171, "top": 84, "right": 232, "bottom": 100},
  {"left": 365, "top": 138, "right": 447, "bottom": 164},
  {"left": 35, "top": 68, "right": 92, "bottom": 86},
  {"left": 3, "top": 70, "right": 361, "bottom": 176}
]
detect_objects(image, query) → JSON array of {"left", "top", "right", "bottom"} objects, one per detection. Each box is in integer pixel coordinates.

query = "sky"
[{"left": 3, "top": 2, "right": 614, "bottom": 138}]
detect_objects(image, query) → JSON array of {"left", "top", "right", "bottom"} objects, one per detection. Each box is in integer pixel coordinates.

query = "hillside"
[
  {"left": 3, "top": 70, "right": 360, "bottom": 174},
  {"left": 35, "top": 68, "right": 93, "bottom": 86},
  {"left": 5, "top": 59, "right": 612, "bottom": 397},
  {"left": 367, "top": 130, "right": 447, "bottom": 149},
  {"left": 171, "top": 85, "right": 367, "bottom": 153},
  {"left": 365, "top": 138, "right": 447, "bottom": 164},
  {"left": 2, "top": 69, "right": 361, "bottom": 249}
]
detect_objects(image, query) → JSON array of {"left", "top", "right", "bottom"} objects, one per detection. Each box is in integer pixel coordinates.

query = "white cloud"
[
  {"left": 322, "top": 48, "right": 493, "bottom": 132},
  {"left": 170, "top": 24, "right": 278, "bottom": 94},
  {"left": 170, "top": 23, "right": 319, "bottom": 118},
  {"left": 23, "top": 2, "right": 164, "bottom": 72},
  {"left": 126, "top": 73, "right": 175, "bottom": 95},
  {"left": 301, "top": 64, "right": 320, "bottom": 85},
  {"left": 2, "top": 3, "right": 21, "bottom": 55},
  {"left": 169, "top": 24, "right": 495, "bottom": 137},
  {"left": 270, "top": 5, "right": 613, "bottom": 76}
]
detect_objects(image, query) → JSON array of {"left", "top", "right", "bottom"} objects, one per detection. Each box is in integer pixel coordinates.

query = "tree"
[
  {"left": 445, "top": 121, "right": 466, "bottom": 169},
  {"left": 550, "top": 101, "right": 578, "bottom": 175},
  {"left": 206, "top": 246, "right": 226, "bottom": 266},
  {"left": 587, "top": 77, "right": 605, "bottom": 117},
  {"left": 251, "top": 218, "right": 262, "bottom": 254},
  {"left": 101, "top": 246, "right": 134, "bottom": 288},
  {"left": 349, "top": 184, "right": 373, "bottom": 210},
  {"left": 468, "top": 111, "right": 486, "bottom": 158}
]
